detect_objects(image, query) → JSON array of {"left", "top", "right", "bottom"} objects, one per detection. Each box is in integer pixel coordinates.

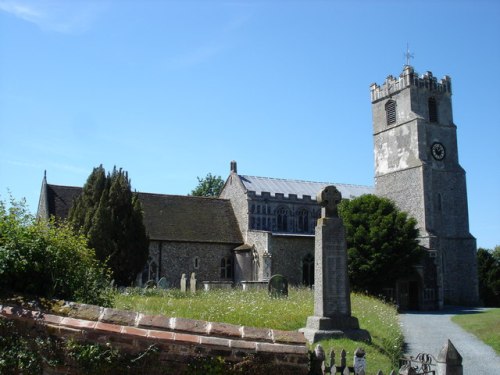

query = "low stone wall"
[{"left": 0, "top": 300, "right": 309, "bottom": 374}]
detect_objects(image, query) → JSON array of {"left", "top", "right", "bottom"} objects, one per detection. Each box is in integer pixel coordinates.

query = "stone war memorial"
[{"left": 300, "top": 185, "right": 370, "bottom": 343}]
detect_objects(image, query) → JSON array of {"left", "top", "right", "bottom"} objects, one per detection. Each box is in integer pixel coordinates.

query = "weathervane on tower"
[{"left": 404, "top": 43, "right": 414, "bottom": 67}]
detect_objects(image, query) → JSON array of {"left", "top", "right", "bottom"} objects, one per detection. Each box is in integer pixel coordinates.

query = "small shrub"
[{"left": 0, "top": 197, "right": 112, "bottom": 306}]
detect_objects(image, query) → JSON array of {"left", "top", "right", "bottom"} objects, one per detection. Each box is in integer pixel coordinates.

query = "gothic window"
[
  {"left": 220, "top": 256, "right": 233, "bottom": 279},
  {"left": 302, "top": 254, "right": 314, "bottom": 287},
  {"left": 385, "top": 100, "right": 396, "bottom": 125},
  {"left": 297, "top": 209, "right": 310, "bottom": 233},
  {"left": 277, "top": 207, "right": 289, "bottom": 232},
  {"left": 193, "top": 256, "right": 200, "bottom": 270},
  {"left": 428, "top": 97, "right": 438, "bottom": 123}
]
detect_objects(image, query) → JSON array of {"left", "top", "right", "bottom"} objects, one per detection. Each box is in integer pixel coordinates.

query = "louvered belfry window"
[
  {"left": 385, "top": 100, "right": 396, "bottom": 125},
  {"left": 428, "top": 97, "right": 438, "bottom": 123}
]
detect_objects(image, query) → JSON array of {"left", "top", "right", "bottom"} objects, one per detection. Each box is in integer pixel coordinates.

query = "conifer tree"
[{"left": 69, "top": 166, "right": 149, "bottom": 286}]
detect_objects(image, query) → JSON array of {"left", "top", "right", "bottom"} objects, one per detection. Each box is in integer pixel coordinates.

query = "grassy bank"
[
  {"left": 114, "top": 288, "right": 402, "bottom": 374},
  {"left": 451, "top": 308, "right": 500, "bottom": 354}
]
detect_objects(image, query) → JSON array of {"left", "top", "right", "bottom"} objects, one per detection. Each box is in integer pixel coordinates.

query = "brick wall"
[{"left": 0, "top": 300, "right": 309, "bottom": 374}]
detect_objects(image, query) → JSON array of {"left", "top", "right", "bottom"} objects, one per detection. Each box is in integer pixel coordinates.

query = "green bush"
[{"left": 0, "top": 198, "right": 112, "bottom": 306}]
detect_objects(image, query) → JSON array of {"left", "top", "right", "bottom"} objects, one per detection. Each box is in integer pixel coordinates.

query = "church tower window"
[
  {"left": 428, "top": 97, "right": 438, "bottom": 123},
  {"left": 385, "top": 100, "right": 397, "bottom": 125}
]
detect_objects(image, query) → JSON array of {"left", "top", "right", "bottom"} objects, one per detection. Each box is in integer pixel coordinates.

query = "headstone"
[
  {"left": 190, "top": 272, "right": 197, "bottom": 293},
  {"left": 180, "top": 273, "right": 187, "bottom": 293},
  {"left": 300, "top": 186, "right": 370, "bottom": 343},
  {"left": 145, "top": 279, "right": 156, "bottom": 289},
  {"left": 158, "top": 277, "right": 169, "bottom": 290},
  {"left": 353, "top": 347, "right": 366, "bottom": 374},
  {"left": 268, "top": 274, "right": 288, "bottom": 298}
]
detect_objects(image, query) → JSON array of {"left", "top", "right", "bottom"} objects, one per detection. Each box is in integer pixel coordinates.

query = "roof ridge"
[
  {"left": 138, "top": 192, "right": 228, "bottom": 201},
  {"left": 47, "top": 184, "right": 228, "bottom": 201},
  {"left": 239, "top": 175, "right": 373, "bottom": 188},
  {"left": 47, "top": 184, "right": 82, "bottom": 189}
]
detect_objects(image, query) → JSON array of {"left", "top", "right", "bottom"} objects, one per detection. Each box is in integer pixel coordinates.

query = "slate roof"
[
  {"left": 238, "top": 175, "right": 374, "bottom": 200},
  {"left": 137, "top": 193, "right": 242, "bottom": 244},
  {"left": 45, "top": 184, "right": 82, "bottom": 219},
  {"left": 43, "top": 185, "right": 242, "bottom": 245}
]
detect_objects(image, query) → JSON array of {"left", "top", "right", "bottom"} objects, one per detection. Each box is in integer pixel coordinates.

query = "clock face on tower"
[{"left": 431, "top": 142, "right": 446, "bottom": 160}]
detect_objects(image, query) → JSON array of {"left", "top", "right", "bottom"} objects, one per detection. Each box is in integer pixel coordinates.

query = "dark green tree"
[
  {"left": 477, "top": 246, "right": 500, "bottom": 307},
  {"left": 338, "top": 194, "right": 423, "bottom": 295},
  {"left": 69, "top": 166, "right": 149, "bottom": 286},
  {"left": 190, "top": 173, "right": 224, "bottom": 197}
]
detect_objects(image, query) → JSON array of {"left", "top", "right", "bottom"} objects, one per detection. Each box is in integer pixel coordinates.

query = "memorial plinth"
[{"left": 300, "top": 186, "right": 370, "bottom": 343}]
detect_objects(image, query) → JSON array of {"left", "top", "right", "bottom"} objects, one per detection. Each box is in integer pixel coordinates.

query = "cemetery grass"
[
  {"left": 114, "top": 288, "right": 403, "bottom": 373},
  {"left": 451, "top": 308, "right": 500, "bottom": 354}
]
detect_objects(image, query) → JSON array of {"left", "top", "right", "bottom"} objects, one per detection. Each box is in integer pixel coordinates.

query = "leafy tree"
[
  {"left": 0, "top": 197, "right": 112, "bottom": 305},
  {"left": 477, "top": 246, "right": 500, "bottom": 307},
  {"left": 69, "top": 166, "right": 149, "bottom": 286},
  {"left": 338, "top": 194, "right": 423, "bottom": 295},
  {"left": 190, "top": 173, "right": 224, "bottom": 197}
]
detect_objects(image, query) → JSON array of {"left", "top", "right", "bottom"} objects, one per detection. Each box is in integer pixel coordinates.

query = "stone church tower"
[{"left": 370, "top": 65, "right": 479, "bottom": 307}]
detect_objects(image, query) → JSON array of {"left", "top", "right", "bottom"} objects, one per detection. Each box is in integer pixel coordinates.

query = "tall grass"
[
  {"left": 114, "top": 287, "right": 312, "bottom": 331},
  {"left": 113, "top": 288, "right": 403, "bottom": 374}
]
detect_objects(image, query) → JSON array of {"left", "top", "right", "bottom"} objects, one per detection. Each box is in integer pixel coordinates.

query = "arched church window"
[
  {"left": 220, "top": 256, "right": 233, "bottom": 279},
  {"left": 297, "top": 209, "right": 310, "bottom": 233},
  {"left": 277, "top": 207, "right": 289, "bottom": 232},
  {"left": 428, "top": 97, "right": 438, "bottom": 123},
  {"left": 385, "top": 100, "right": 397, "bottom": 125},
  {"left": 302, "top": 253, "right": 314, "bottom": 287}
]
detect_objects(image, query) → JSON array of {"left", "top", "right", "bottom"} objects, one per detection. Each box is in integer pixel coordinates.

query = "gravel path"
[{"left": 399, "top": 307, "right": 500, "bottom": 374}]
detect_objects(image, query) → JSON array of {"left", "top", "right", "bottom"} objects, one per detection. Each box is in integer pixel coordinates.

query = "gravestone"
[
  {"left": 180, "top": 273, "right": 187, "bottom": 293},
  {"left": 300, "top": 186, "right": 370, "bottom": 343},
  {"left": 353, "top": 347, "right": 366, "bottom": 374},
  {"left": 268, "top": 274, "right": 288, "bottom": 298},
  {"left": 145, "top": 280, "right": 156, "bottom": 289},
  {"left": 190, "top": 272, "right": 197, "bottom": 293},
  {"left": 158, "top": 277, "right": 169, "bottom": 290}
]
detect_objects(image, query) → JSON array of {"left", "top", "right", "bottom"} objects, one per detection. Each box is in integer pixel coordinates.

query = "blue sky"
[{"left": 0, "top": 0, "right": 499, "bottom": 249}]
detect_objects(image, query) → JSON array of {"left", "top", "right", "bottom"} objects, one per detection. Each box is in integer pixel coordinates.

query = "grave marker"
[
  {"left": 180, "top": 273, "right": 187, "bottom": 293},
  {"left": 268, "top": 274, "right": 288, "bottom": 298},
  {"left": 158, "top": 277, "right": 169, "bottom": 290},
  {"left": 190, "top": 272, "right": 197, "bottom": 293}
]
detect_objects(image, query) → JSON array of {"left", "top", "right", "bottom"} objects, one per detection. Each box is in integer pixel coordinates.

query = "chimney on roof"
[{"left": 230, "top": 160, "right": 237, "bottom": 174}]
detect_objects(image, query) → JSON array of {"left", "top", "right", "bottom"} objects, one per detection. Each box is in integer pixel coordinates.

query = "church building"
[{"left": 37, "top": 65, "right": 479, "bottom": 309}]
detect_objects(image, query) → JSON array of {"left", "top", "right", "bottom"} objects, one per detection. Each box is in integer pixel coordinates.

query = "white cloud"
[{"left": 0, "top": 0, "right": 108, "bottom": 34}]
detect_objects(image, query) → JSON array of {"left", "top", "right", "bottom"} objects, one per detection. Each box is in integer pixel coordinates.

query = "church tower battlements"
[
  {"left": 371, "top": 65, "right": 478, "bottom": 307},
  {"left": 370, "top": 65, "right": 452, "bottom": 102}
]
